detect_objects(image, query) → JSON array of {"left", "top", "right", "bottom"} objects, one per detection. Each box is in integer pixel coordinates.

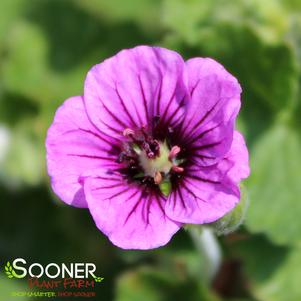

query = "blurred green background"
[{"left": 0, "top": 0, "right": 301, "bottom": 300}]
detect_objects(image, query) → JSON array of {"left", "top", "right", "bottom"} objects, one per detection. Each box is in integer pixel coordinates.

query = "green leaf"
[
  {"left": 0, "top": 0, "right": 26, "bottom": 45},
  {"left": 163, "top": 0, "right": 212, "bottom": 44},
  {"left": 76, "top": 0, "right": 162, "bottom": 34},
  {"left": 229, "top": 234, "right": 301, "bottom": 301},
  {"left": 1, "top": 121, "right": 44, "bottom": 185},
  {"left": 163, "top": 1, "right": 299, "bottom": 114},
  {"left": 200, "top": 26, "right": 298, "bottom": 113},
  {"left": 2, "top": 21, "right": 50, "bottom": 103},
  {"left": 245, "top": 124, "right": 301, "bottom": 245},
  {"left": 115, "top": 266, "right": 220, "bottom": 301},
  {"left": 163, "top": 0, "right": 289, "bottom": 44},
  {"left": 255, "top": 247, "right": 301, "bottom": 301},
  {"left": 1, "top": 20, "right": 87, "bottom": 105}
]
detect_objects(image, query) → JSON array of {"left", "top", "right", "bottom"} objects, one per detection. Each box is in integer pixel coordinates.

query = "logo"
[
  {"left": 2, "top": 258, "right": 104, "bottom": 299},
  {"left": 5, "top": 261, "right": 16, "bottom": 278}
]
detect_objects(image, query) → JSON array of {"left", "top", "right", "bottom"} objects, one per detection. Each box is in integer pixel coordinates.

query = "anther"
[
  {"left": 123, "top": 128, "right": 135, "bottom": 137},
  {"left": 172, "top": 165, "right": 184, "bottom": 173},
  {"left": 154, "top": 172, "right": 162, "bottom": 184},
  {"left": 169, "top": 145, "right": 181, "bottom": 160}
]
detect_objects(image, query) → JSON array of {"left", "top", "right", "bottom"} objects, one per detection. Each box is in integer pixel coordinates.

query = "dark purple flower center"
[{"left": 116, "top": 122, "right": 184, "bottom": 192}]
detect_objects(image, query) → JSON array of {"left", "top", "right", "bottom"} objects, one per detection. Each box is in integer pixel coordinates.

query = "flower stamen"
[
  {"left": 172, "top": 165, "right": 184, "bottom": 173},
  {"left": 119, "top": 127, "right": 184, "bottom": 189},
  {"left": 154, "top": 172, "right": 162, "bottom": 184},
  {"left": 123, "top": 128, "right": 135, "bottom": 137},
  {"left": 169, "top": 145, "right": 181, "bottom": 160}
]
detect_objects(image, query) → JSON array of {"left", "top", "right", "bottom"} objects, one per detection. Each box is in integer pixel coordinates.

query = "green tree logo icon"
[
  {"left": 5, "top": 262, "right": 15, "bottom": 279},
  {"left": 93, "top": 275, "right": 104, "bottom": 283}
]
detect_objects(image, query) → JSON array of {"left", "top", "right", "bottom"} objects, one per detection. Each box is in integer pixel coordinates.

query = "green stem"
[{"left": 188, "top": 226, "right": 222, "bottom": 282}]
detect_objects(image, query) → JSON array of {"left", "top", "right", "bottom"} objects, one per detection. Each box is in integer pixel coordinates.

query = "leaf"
[
  {"left": 2, "top": 21, "right": 49, "bottom": 102},
  {"left": 198, "top": 26, "right": 298, "bottom": 114},
  {"left": 245, "top": 123, "right": 301, "bottom": 245},
  {"left": 163, "top": 0, "right": 212, "bottom": 44},
  {"left": 115, "top": 266, "right": 220, "bottom": 301},
  {"left": 76, "top": 0, "right": 163, "bottom": 34},
  {"left": 163, "top": 0, "right": 299, "bottom": 114},
  {"left": 254, "top": 247, "right": 301, "bottom": 301},
  {"left": 163, "top": 0, "right": 289, "bottom": 44},
  {"left": 1, "top": 20, "right": 86, "bottom": 105},
  {"left": 229, "top": 234, "right": 301, "bottom": 301},
  {"left": 1, "top": 121, "right": 44, "bottom": 185},
  {"left": 0, "top": 0, "right": 26, "bottom": 45}
]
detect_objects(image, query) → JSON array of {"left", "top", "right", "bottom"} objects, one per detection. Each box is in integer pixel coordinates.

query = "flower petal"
[
  {"left": 178, "top": 58, "right": 241, "bottom": 166},
  {"left": 84, "top": 170, "right": 181, "bottom": 249},
  {"left": 165, "top": 131, "right": 249, "bottom": 224},
  {"left": 84, "top": 46, "right": 188, "bottom": 138},
  {"left": 46, "top": 96, "right": 119, "bottom": 208},
  {"left": 224, "top": 131, "right": 250, "bottom": 183},
  {"left": 166, "top": 172, "right": 239, "bottom": 224}
]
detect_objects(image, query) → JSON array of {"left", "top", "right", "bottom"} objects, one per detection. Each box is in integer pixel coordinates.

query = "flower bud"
[{"left": 210, "top": 185, "right": 249, "bottom": 235}]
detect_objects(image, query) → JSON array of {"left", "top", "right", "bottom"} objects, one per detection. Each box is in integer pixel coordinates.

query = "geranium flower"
[{"left": 46, "top": 46, "right": 249, "bottom": 249}]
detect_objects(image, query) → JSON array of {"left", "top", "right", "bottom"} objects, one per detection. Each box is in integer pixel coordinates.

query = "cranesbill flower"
[{"left": 46, "top": 46, "right": 249, "bottom": 249}]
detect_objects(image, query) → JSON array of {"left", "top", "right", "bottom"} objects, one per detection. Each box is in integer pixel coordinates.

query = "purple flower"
[{"left": 46, "top": 46, "right": 249, "bottom": 249}]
